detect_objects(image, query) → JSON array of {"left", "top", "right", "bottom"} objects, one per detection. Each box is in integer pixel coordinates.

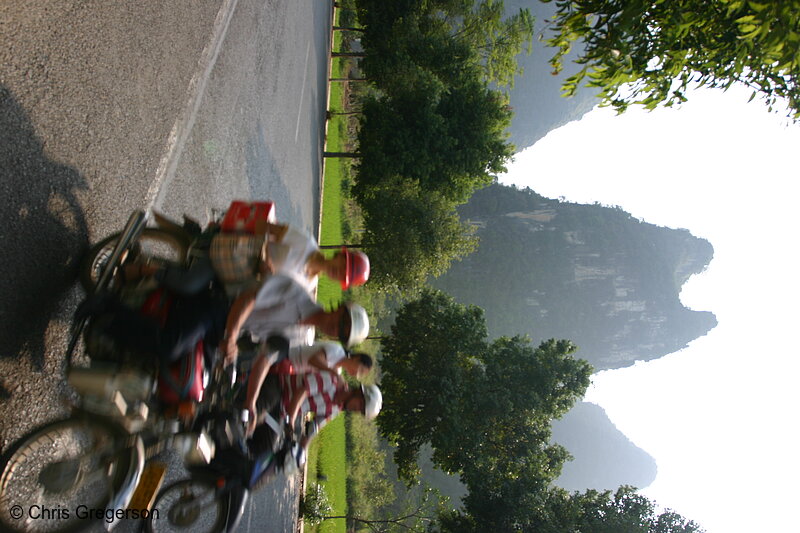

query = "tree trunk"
[
  {"left": 333, "top": 26, "right": 365, "bottom": 32},
  {"left": 319, "top": 244, "right": 362, "bottom": 249},
  {"left": 329, "top": 77, "right": 367, "bottom": 82},
  {"left": 327, "top": 110, "right": 362, "bottom": 117},
  {"left": 331, "top": 52, "right": 365, "bottom": 58},
  {"left": 323, "top": 151, "right": 361, "bottom": 158}
]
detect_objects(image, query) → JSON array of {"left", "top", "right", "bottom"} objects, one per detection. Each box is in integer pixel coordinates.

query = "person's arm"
[
  {"left": 243, "top": 353, "right": 272, "bottom": 435},
  {"left": 299, "top": 412, "right": 328, "bottom": 452},
  {"left": 253, "top": 220, "right": 288, "bottom": 241},
  {"left": 306, "top": 348, "right": 331, "bottom": 372},
  {"left": 255, "top": 222, "right": 289, "bottom": 276},
  {"left": 221, "top": 285, "right": 258, "bottom": 365},
  {"left": 285, "top": 386, "right": 309, "bottom": 429}
]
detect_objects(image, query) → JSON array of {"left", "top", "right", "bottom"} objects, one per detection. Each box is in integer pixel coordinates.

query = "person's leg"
[
  {"left": 253, "top": 375, "right": 283, "bottom": 417},
  {"left": 155, "top": 256, "right": 216, "bottom": 296},
  {"left": 94, "top": 298, "right": 163, "bottom": 358},
  {"left": 158, "top": 290, "right": 229, "bottom": 362},
  {"left": 92, "top": 289, "right": 227, "bottom": 363}
]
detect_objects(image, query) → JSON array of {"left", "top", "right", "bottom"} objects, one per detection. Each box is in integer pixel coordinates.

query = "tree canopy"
[
  {"left": 341, "top": 0, "right": 529, "bottom": 293},
  {"left": 354, "top": 73, "right": 513, "bottom": 205},
  {"left": 435, "top": 485, "right": 706, "bottom": 533},
  {"left": 357, "top": 180, "right": 478, "bottom": 295},
  {"left": 378, "top": 289, "right": 591, "bottom": 481},
  {"left": 543, "top": 0, "right": 800, "bottom": 118},
  {"left": 357, "top": 0, "right": 533, "bottom": 88}
]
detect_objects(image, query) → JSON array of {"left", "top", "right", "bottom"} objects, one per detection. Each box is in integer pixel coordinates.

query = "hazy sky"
[{"left": 498, "top": 84, "right": 800, "bottom": 533}]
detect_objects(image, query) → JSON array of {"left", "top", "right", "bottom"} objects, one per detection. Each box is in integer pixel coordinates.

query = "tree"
[
  {"left": 378, "top": 289, "right": 488, "bottom": 479},
  {"left": 448, "top": 0, "right": 534, "bottom": 87},
  {"left": 314, "top": 486, "right": 447, "bottom": 533},
  {"left": 378, "top": 289, "right": 591, "bottom": 481},
  {"left": 356, "top": 0, "right": 533, "bottom": 88},
  {"left": 433, "top": 486, "right": 706, "bottom": 533},
  {"left": 573, "top": 486, "right": 706, "bottom": 533},
  {"left": 354, "top": 73, "right": 513, "bottom": 205},
  {"left": 543, "top": 0, "right": 800, "bottom": 118},
  {"left": 357, "top": 180, "right": 479, "bottom": 295}
]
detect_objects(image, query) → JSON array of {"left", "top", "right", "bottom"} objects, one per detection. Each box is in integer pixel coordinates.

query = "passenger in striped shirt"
[
  {"left": 248, "top": 370, "right": 382, "bottom": 458},
  {"left": 243, "top": 342, "right": 373, "bottom": 435}
]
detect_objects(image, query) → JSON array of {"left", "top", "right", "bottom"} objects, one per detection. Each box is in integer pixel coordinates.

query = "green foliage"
[
  {"left": 352, "top": 69, "right": 513, "bottom": 208},
  {"left": 323, "top": 485, "right": 447, "bottom": 533},
  {"left": 573, "top": 486, "right": 706, "bottom": 533},
  {"left": 357, "top": 180, "right": 478, "bottom": 295},
  {"left": 357, "top": 0, "right": 533, "bottom": 88},
  {"left": 314, "top": 415, "right": 348, "bottom": 533},
  {"left": 346, "top": 414, "right": 394, "bottom": 519},
  {"left": 378, "top": 289, "right": 487, "bottom": 479},
  {"left": 377, "top": 289, "right": 591, "bottom": 483},
  {"left": 301, "top": 484, "right": 334, "bottom": 527},
  {"left": 452, "top": 0, "right": 534, "bottom": 87},
  {"left": 543, "top": 0, "right": 800, "bottom": 118},
  {"left": 433, "top": 486, "right": 706, "bottom": 533},
  {"left": 343, "top": 0, "right": 526, "bottom": 294}
]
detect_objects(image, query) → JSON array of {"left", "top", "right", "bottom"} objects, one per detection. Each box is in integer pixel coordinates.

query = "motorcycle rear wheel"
[
  {"left": 80, "top": 228, "right": 190, "bottom": 291},
  {"left": 0, "top": 417, "right": 129, "bottom": 533},
  {"left": 146, "top": 479, "right": 227, "bottom": 533}
]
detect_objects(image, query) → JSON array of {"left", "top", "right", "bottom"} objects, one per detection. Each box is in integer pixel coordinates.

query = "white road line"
[
  {"left": 294, "top": 40, "right": 311, "bottom": 143},
  {"left": 144, "top": 0, "right": 239, "bottom": 211}
]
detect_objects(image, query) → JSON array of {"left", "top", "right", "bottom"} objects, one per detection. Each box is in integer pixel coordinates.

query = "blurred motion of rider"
[
  {"left": 243, "top": 341, "right": 373, "bottom": 434},
  {"left": 128, "top": 220, "right": 370, "bottom": 296},
  {"left": 248, "top": 370, "right": 382, "bottom": 460}
]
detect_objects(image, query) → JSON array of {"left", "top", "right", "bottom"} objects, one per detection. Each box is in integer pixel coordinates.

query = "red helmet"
[{"left": 341, "top": 248, "right": 370, "bottom": 289}]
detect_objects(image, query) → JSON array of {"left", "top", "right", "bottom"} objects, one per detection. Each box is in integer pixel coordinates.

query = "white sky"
[{"left": 498, "top": 84, "right": 800, "bottom": 533}]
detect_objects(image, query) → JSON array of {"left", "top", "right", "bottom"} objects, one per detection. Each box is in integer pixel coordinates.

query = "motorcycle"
[
  {"left": 0, "top": 201, "right": 275, "bottom": 533},
  {"left": 145, "top": 375, "right": 311, "bottom": 533}
]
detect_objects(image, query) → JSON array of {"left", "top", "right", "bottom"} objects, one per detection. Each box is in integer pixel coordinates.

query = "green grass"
[{"left": 311, "top": 415, "right": 348, "bottom": 533}]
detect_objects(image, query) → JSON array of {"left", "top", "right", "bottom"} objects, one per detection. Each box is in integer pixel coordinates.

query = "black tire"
[
  {"left": 80, "top": 228, "right": 190, "bottom": 291},
  {"left": 0, "top": 416, "right": 129, "bottom": 533},
  {"left": 146, "top": 479, "right": 228, "bottom": 533}
]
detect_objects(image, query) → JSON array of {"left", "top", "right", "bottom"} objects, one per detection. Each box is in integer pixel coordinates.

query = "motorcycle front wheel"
[
  {"left": 0, "top": 417, "right": 129, "bottom": 533},
  {"left": 146, "top": 479, "right": 228, "bottom": 533},
  {"left": 80, "top": 228, "right": 190, "bottom": 291}
]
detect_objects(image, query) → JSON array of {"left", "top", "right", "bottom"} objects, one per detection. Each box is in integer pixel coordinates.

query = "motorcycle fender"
[
  {"left": 105, "top": 436, "right": 145, "bottom": 531},
  {"left": 223, "top": 487, "right": 250, "bottom": 533}
]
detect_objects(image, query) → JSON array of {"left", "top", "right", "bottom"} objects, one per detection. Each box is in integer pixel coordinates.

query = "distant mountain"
[
  {"left": 408, "top": 402, "right": 657, "bottom": 499},
  {"left": 503, "top": 0, "right": 600, "bottom": 151},
  {"left": 432, "top": 183, "right": 716, "bottom": 491},
  {"left": 551, "top": 402, "right": 657, "bottom": 491},
  {"left": 436, "top": 183, "right": 717, "bottom": 370}
]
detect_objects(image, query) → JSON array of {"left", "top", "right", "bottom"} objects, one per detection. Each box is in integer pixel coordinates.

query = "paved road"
[{"left": 1, "top": 1, "right": 332, "bottom": 531}]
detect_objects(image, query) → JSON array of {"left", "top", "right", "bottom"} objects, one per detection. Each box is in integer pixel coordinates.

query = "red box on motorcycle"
[{"left": 220, "top": 200, "right": 276, "bottom": 233}]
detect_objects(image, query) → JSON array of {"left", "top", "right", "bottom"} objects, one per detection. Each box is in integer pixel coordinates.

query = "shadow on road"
[{"left": 0, "top": 85, "right": 89, "bottom": 385}]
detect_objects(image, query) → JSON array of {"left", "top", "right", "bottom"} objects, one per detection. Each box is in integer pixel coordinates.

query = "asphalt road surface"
[{"left": 1, "top": 1, "right": 333, "bottom": 531}]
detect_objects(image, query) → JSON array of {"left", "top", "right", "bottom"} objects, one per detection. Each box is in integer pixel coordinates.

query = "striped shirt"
[{"left": 280, "top": 371, "right": 345, "bottom": 436}]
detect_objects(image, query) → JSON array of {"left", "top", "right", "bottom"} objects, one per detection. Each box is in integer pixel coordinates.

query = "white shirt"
[
  {"left": 243, "top": 274, "right": 321, "bottom": 344},
  {"left": 288, "top": 341, "right": 346, "bottom": 374},
  {"left": 268, "top": 226, "right": 320, "bottom": 291}
]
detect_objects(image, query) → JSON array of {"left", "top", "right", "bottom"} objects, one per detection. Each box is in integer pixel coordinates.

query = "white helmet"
[
  {"left": 342, "top": 302, "right": 369, "bottom": 348},
  {"left": 361, "top": 384, "right": 382, "bottom": 420}
]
